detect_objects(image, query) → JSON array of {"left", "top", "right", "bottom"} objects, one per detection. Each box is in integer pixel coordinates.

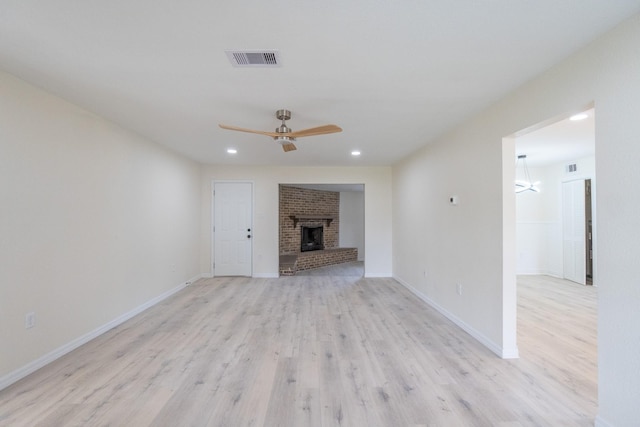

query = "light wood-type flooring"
[{"left": 0, "top": 274, "right": 597, "bottom": 426}]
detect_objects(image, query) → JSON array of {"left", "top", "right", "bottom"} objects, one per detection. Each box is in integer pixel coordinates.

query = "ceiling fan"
[{"left": 219, "top": 109, "right": 342, "bottom": 152}]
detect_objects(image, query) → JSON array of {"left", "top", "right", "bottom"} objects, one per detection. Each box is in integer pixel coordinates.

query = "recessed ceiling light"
[
  {"left": 227, "top": 148, "right": 237, "bottom": 154},
  {"left": 351, "top": 150, "right": 361, "bottom": 156},
  {"left": 569, "top": 113, "right": 588, "bottom": 121}
]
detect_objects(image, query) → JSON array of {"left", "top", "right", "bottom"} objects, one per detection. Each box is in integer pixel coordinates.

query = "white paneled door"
[
  {"left": 214, "top": 182, "right": 252, "bottom": 276},
  {"left": 562, "top": 180, "right": 586, "bottom": 285}
]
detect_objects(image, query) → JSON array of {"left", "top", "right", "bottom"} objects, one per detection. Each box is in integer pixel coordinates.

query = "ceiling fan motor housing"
[
  {"left": 276, "top": 124, "right": 292, "bottom": 134},
  {"left": 275, "top": 111, "right": 295, "bottom": 142}
]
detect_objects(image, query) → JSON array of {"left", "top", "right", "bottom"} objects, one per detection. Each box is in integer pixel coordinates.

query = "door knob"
[
  {"left": 247, "top": 228, "right": 251, "bottom": 232},
  {"left": 247, "top": 235, "right": 251, "bottom": 239}
]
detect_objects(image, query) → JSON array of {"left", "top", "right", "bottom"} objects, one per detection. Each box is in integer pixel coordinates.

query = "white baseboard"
[
  {"left": 516, "top": 269, "right": 545, "bottom": 275},
  {"left": 517, "top": 270, "right": 563, "bottom": 278},
  {"left": 501, "top": 346, "right": 520, "bottom": 359},
  {"left": 544, "top": 271, "right": 563, "bottom": 279},
  {"left": 0, "top": 274, "right": 201, "bottom": 392},
  {"left": 394, "top": 276, "right": 519, "bottom": 359},
  {"left": 253, "top": 273, "right": 279, "bottom": 278}
]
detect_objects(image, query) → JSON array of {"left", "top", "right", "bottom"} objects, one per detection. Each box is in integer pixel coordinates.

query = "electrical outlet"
[
  {"left": 456, "top": 283, "right": 463, "bottom": 296},
  {"left": 25, "top": 312, "right": 36, "bottom": 329}
]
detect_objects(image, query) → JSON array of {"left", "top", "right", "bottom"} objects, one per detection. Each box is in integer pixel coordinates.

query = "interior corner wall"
[
  {"left": 339, "top": 191, "right": 365, "bottom": 261},
  {"left": 392, "top": 13, "right": 640, "bottom": 425},
  {"left": 0, "top": 71, "right": 202, "bottom": 383},
  {"left": 200, "top": 166, "right": 391, "bottom": 278}
]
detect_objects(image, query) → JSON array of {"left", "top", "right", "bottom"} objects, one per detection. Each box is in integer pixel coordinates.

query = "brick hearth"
[
  {"left": 297, "top": 248, "right": 358, "bottom": 271},
  {"left": 278, "top": 248, "right": 358, "bottom": 276}
]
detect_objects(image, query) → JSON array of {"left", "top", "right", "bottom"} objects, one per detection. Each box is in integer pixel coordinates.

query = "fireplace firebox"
[{"left": 301, "top": 225, "right": 324, "bottom": 252}]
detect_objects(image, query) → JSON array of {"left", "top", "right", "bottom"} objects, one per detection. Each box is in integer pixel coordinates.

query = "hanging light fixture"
[{"left": 515, "top": 154, "right": 540, "bottom": 193}]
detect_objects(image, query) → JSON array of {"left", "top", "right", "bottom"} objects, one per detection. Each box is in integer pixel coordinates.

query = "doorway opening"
[
  {"left": 512, "top": 108, "right": 596, "bottom": 285},
  {"left": 278, "top": 183, "right": 364, "bottom": 277},
  {"left": 504, "top": 106, "right": 598, "bottom": 414}
]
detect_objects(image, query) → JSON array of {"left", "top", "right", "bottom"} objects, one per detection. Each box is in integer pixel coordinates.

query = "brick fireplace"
[{"left": 279, "top": 185, "right": 357, "bottom": 275}]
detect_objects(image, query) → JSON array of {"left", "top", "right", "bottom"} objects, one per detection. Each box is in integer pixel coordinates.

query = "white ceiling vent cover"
[{"left": 225, "top": 50, "right": 281, "bottom": 67}]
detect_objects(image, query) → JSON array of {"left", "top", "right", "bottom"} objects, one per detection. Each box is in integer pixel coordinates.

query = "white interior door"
[
  {"left": 562, "top": 180, "right": 586, "bottom": 285},
  {"left": 214, "top": 182, "right": 252, "bottom": 276}
]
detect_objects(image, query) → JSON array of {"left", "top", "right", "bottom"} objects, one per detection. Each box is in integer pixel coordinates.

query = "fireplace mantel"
[{"left": 289, "top": 215, "right": 335, "bottom": 228}]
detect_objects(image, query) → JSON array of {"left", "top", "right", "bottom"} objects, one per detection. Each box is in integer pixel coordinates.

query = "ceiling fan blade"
[
  {"left": 219, "top": 124, "right": 280, "bottom": 137},
  {"left": 282, "top": 143, "right": 297, "bottom": 152},
  {"left": 288, "top": 124, "right": 342, "bottom": 138}
]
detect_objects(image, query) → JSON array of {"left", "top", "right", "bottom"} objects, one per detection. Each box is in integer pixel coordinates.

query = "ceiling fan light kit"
[{"left": 219, "top": 109, "right": 342, "bottom": 153}]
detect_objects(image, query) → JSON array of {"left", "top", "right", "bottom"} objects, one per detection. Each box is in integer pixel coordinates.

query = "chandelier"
[{"left": 515, "top": 154, "right": 540, "bottom": 193}]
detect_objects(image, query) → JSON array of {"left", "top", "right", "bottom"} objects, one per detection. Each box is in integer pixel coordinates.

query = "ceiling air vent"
[
  {"left": 566, "top": 163, "right": 578, "bottom": 173},
  {"left": 225, "top": 50, "right": 281, "bottom": 67}
]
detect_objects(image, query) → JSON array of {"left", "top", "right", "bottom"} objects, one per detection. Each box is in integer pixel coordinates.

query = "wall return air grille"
[{"left": 225, "top": 50, "right": 281, "bottom": 67}]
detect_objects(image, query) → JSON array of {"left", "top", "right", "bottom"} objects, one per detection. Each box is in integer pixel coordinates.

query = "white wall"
[
  {"left": 0, "top": 71, "right": 202, "bottom": 384},
  {"left": 516, "top": 156, "right": 595, "bottom": 278},
  {"left": 339, "top": 191, "right": 365, "bottom": 261},
  {"left": 392, "top": 14, "right": 640, "bottom": 425},
  {"left": 200, "top": 166, "right": 391, "bottom": 277},
  {"left": 516, "top": 164, "right": 563, "bottom": 276},
  {"left": 393, "top": 122, "right": 512, "bottom": 358}
]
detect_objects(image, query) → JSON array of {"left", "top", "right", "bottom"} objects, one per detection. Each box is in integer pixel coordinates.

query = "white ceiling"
[
  {"left": 516, "top": 109, "right": 595, "bottom": 167},
  {"left": 1, "top": 2, "right": 638, "bottom": 167}
]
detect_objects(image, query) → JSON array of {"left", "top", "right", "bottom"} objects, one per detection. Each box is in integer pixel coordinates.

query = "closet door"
[{"left": 562, "top": 179, "right": 586, "bottom": 285}]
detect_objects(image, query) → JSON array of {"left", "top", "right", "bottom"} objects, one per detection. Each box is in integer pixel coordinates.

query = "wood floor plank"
[{"left": 0, "top": 274, "right": 597, "bottom": 426}]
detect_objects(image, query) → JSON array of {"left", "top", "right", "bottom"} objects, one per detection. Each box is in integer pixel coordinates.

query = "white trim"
[
  {"left": 516, "top": 220, "right": 559, "bottom": 225},
  {"left": 394, "top": 276, "right": 519, "bottom": 359},
  {"left": 211, "top": 180, "right": 215, "bottom": 276},
  {"left": 517, "top": 270, "right": 563, "bottom": 278},
  {"left": 561, "top": 174, "right": 595, "bottom": 184},
  {"left": 0, "top": 275, "right": 202, "bottom": 391},
  {"left": 252, "top": 273, "right": 279, "bottom": 278}
]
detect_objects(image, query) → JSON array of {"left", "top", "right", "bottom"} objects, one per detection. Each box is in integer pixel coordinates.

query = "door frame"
[{"left": 211, "top": 179, "right": 254, "bottom": 277}]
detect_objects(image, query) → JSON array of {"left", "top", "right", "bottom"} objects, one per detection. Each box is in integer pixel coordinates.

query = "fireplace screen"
[{"left": 301, "top": 225, "right": 324, "bottom": 252}]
